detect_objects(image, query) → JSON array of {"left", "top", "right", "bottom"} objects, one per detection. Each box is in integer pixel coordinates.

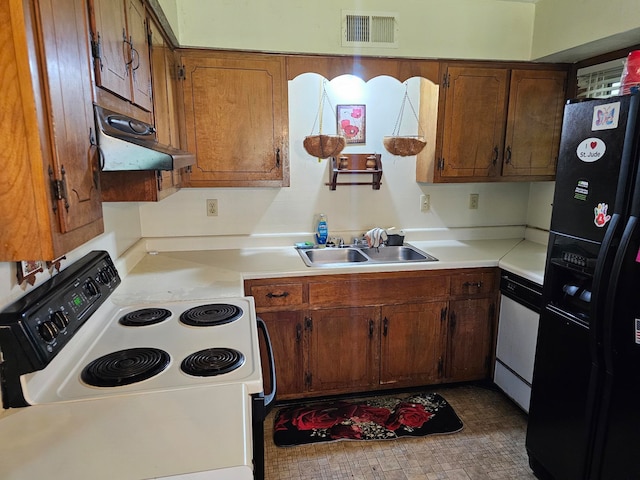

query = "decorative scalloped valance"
[{"left": 286, "top": 55, "right": 440, "bottom": 84}]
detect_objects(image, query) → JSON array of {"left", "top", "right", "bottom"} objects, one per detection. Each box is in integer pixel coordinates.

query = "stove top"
[
  {"left": 22, "top": 297, "right": 262, "bottom": 404},
  {"left": 0, "top": 251, "right": 263, "bottom": 408}
]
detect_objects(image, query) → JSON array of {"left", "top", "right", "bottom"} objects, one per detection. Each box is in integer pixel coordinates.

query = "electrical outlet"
[
  {"left": 420, "top": 194, "right": 430, "bottom": 212},
  {"left": 469, "top": 193, "right": 479, "bottom": 210},
  {"left": 206, "top": 199, "right": 218, "bottom": 216}
]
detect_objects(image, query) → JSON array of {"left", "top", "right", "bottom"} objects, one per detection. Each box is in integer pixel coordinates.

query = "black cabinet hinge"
[
  {"left": 49, "top": 165, "right": 69, "bottom": 213},
  {"left": 305, "top": 372, "right": 312, "bottom": 388},
  {"left": 437, "top": 158, "right": 445, "bottom": 171},
  {"left": 156, "top": 171, "right": 163, "bottom": 191},
  {"left": 440, "top": 306, "right": 448, "bottom": 323},
  {"left": 177, "top": 65, "right": 186, "bottom": 80},
  {"left": 305, "top": 316, "right": 313, "bottom": 331},
  {"left": 90, "top": 33, "right": 103, "bottom": 71},
  {"left": 442, "top": 73, "right": 450, "bottom": 88}
]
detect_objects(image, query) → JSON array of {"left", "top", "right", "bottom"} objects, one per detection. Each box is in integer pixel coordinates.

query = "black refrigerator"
[{"left": 526, "top": 93, "right": 640, "bottom": 480}]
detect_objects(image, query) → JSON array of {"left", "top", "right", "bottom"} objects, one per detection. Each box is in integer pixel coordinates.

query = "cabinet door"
[
  {"left": 502, "top": 69, "right": 566, "bottom": 178},
  {"left": 447, "top": 298, "right": 495, "bottom": 382},
  {"left": 307, "top": 307, "right": 379, "bottom": 394},
  {"left": 380, "top": 302, "right": 448, "bottom": 386},
  {"left": 40, "top": 0, "right": 103, "bottom": 235},
  {"left": 258, "top": 311, "right": 305, "bottom": 399},
  {"left": 438, "top": 66, "right": 508, "bottom": 181},
  {"left": 89, "top": 0, "right": 129, "bottom": 101},
  {"left": 127, "top": 0, "right": 152, "bottom": 111},
  {"left": 1, "top": 0, "right": 103, "bottom": 261},
  {"left": 180, "top": 52, "right": 289, "bottom": 187}
]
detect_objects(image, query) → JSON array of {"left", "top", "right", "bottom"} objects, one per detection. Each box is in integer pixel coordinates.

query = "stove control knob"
[
  {"left": 97, "top": 269, "right": 110, "bottom": 285},
  {"left": 51, "top": 310, "right": 69, "bottom": 330},
  {"left": 85, "top": 279, "right": 99, "bottom": 296},
  {"left": 39, "top": 321, "right": 60, "bottom": 343}
]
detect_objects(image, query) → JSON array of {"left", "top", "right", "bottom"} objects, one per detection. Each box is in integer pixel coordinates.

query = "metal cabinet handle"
[
  {"left": 492, "top": 146, "right": 498, "bottom": 165},
  {"left": 296, "top": 323, "right": 302, "bottom": 342},
  {"left": 369, "top": 319, "right": 374, "bottom": 338},
  {"left": 275, "top": 148, "right": 281, "bottom": 168},
  {"left": 505, "top": 146, "right": 512, "bottom": 164},
  {"left": 266, "top": 291, "right": 289, "bottom": 299},
  {"left": 383, "top": 317, "right": 389, "bottom": 337},
  {"left": 463, "top": 281, "right": 483, "bottom": 288}
]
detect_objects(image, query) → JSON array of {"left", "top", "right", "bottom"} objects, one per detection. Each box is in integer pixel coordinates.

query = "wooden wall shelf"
[{"left": 326, "top": 153, "right": 383, "bottom": 190}]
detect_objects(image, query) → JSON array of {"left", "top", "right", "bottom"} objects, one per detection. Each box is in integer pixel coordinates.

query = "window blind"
[{"left": 576, "top": 58, "right": 625, "bottom": 98}]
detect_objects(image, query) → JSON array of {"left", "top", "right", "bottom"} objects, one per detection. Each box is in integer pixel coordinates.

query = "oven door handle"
[{"left": 257, "top": 316, "right": 276, "bottom": 415}]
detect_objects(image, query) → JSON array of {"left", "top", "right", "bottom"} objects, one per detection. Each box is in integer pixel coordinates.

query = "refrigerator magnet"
[
  {"left": 591, "top": 101, "right": 620, "bottom": 130},
  {"left": 577, "top": 138, "right": 606, "bottom": 162},
  {"left": 594, "top": 203, "right": 611, "bottom": 227}
]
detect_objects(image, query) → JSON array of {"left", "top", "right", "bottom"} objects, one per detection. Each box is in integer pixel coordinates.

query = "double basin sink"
[{"left": 297, "top": 244, "right": 438, "bottom": 267}]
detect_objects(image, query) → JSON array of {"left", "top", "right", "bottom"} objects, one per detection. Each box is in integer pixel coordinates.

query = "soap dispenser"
[{"left": 315, "top": 213, "right": 328, "bottom": 246}]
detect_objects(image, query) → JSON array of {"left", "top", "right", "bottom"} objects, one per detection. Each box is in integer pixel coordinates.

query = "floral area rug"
[{"left": 273, "top": 392, "right": 463, "bottom": 447}]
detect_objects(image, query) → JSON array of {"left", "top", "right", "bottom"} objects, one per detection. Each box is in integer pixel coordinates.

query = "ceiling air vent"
[{"left": 342, "top": 11, "right": 399, "bottom": 48}]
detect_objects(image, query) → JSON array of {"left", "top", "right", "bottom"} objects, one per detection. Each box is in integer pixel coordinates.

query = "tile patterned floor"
[{"left": 264, "top": 384, "right": 537, "bottom": 479}]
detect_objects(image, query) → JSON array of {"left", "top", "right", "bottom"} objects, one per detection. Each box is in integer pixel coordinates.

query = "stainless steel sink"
[
  {"left": 300, "top": 248, "right": 368, "bottom": 265},
  {"left": 359, "top": 245, "right": 438, "bottom": 262},
  {"left": 297, "top": 243, "right": 438, "bottom": 267}
]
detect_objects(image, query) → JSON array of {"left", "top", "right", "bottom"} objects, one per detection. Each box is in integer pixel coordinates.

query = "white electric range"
[{"left": 0, "top": 251, "right": 275, "bottom": 480}]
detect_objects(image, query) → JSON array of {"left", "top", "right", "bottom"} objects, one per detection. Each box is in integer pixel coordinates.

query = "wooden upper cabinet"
[
  {"left": 179, "top": 50, "right": 289, "bottom": 187},
  {"left": 502, "top": 69, "right": 567, "bottom": 178},
  {"left": 438, "top": 66, "right": 509, "bottom": 181},
  {"left": 100, "top": 17, "right": 183, "bottom": 203},
  {"left": 88, "top": 0, "right": 153, "bottom": 112},
  {"left": 426, "top": 63, "right": 568, "bottom": 183},
  {"left": 1, "top": 0, "right": 103, "bottom": 261}
]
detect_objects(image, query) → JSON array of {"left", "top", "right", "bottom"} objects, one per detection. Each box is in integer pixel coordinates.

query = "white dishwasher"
[{"left": 494, "top": 270, "right": 543, "bottom": 413}]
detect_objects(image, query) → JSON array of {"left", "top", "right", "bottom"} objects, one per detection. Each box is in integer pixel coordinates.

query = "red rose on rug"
[
  {"left": 350, "top": 405, "right": 391, "bottom": 425},
  {"left": 329, "top": 424, "right": 363, "bottom": 440},
  {"left": 386, "top": 402, "right": 434, "bottom": 431},
  {"left": 291, "top": 406, "right": 343, "bottom": 430}
]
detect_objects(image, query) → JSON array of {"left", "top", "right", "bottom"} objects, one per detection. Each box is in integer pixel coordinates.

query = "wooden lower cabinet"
[
  {"left": 447, "top": 297, "right": 496, "bottom": 382},
  {"left": 258, "top": 310, "right": 305, "bottom": 398},
  {"left": 380, "top": 302, "right": 448, "bottom": 386},
  {"left": 245, "top": 268, "right": 498, "bottom": 400},
  {"left": 307, "top": 307, "right": 379, "bottom": 394}
]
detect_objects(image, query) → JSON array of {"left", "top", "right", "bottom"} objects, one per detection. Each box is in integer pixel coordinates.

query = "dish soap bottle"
[{"left": 315, "top": 213, "right": 328, "bottom": 247}]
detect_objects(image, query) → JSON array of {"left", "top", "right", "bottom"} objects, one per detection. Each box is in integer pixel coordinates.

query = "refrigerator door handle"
[
  {"left": 602, "top": 215, "right": 638, "bottom": 368},
  {"left": 591, "top": 213, "right": 623, "bottom": 352}
]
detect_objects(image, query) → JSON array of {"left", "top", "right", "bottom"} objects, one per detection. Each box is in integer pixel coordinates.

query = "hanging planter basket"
[
  {"left": 383, "top": 84, "right": 427, "bottom": 157},
  {"left": 303, "top": 81, "right": 346, "bottom": 159},
  {"left": 383, "top": 136, "right": 426, "bottom": 157},
  {"left": 303, "top": 134, "right": 346, "bottom": 159}
]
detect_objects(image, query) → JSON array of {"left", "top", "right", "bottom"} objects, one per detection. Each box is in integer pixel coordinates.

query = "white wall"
[
  {"left": 139, "top": 75, "right": 531, "bottom": 240},
  {"left": 532, "top": 0, "right": 640, "bottom": 61},
  {"left": 171, "top": 0, "right": 536, "bottom": 61}
]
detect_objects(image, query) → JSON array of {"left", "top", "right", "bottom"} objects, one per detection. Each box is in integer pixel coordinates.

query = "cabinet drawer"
[
  {"left": 450, "top": 270, "right": 497, "bottom": 297},
  {"left": 249, "top": 283, "right": 304, "bottom": 308},
  {"left": 309, "top": 274, "right": 449, "bottom": 307}
]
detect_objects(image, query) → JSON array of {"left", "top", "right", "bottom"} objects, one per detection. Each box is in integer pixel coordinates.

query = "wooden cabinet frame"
[{"left": 245, "top": 267, "right": 499, "bottom": 400}]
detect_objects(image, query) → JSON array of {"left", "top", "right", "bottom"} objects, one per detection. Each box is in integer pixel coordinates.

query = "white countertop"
[
  {"left": 112, "top": 238, "right": 531, "bottom": 304},
  {"left": 498, "top": 240, "right": 547, "bottom": 285}
]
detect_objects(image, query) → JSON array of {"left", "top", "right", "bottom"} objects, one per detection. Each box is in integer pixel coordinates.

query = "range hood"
[{"left": 94, "top": 105, "right": 195, "bottom": 171}]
